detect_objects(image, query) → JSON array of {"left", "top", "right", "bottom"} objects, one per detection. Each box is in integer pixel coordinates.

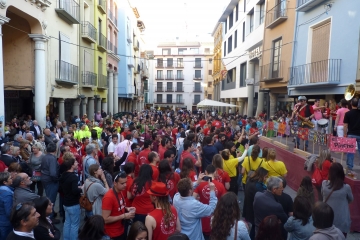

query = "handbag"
[
  {"left": 234, "top": 220, "right": 238, "bottom": 240},
  {"left": 79, "top": 182, "right": 95, "bottom": 211},
  {"left": 31, "top": 171, "right": 42, "bottom": 182},
  {"left": 311, "top": 166, "right": 323, "bottom": 187}
]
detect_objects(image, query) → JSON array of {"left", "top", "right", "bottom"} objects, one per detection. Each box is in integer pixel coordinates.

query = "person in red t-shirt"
[
  {"left": 212, "top": 154, "right": 230, "bottom": 190},
  {"left": 145, "top": 182, "right": 181, "bottom": 240},
  {"left": 199, "top": 117, "right": 207, "bottom": 128},
  {"left": 179, "top": 140, "right": 201, "bottom": 169},
  {"left": 128, "top": 164, "right": 154, "bottom": 224},
  {"left": 212, "top": 117, "right": 222, "bottom": 129},
  {"left": 203, "top": 122, "right": 212, "bottom": 136},
  {"left": 138, "top": 140, "right": 152, "bottom": 166},
  {"left": 149, "top": 152, "right": 160, "bottom": 181},
  {"left": 102, "top": 171, "right": 136, "bottom": 239},
  {"left": 180, "top": 158, "right": 198, "bottom": 182},
  {"left": 193, "top": 165, "right": 226, "bottom": 238},
  {"left": 171, "top": 125, "right": 178, "bottom": 145},
  {"left": 157, "top": 160, "right": 180, "bottom": 200},
  {"left": 128, "top": 143, "right": 141, "bottom": 177},
  {"left": 123, "top": 162, "right": 135, "bottom": 207},
  {"left": 158, "top": 137, "right": 172, "bottom": 160}
]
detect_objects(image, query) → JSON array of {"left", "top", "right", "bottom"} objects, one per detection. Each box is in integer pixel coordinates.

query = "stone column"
[
  {"left": 101, "top": 99, "right": 107, "bottom": 116},
  {"left": 239, "top": 100, "right": 245, "bottom": 115},
  {"left": 0, "top": 16, "right": 9, "bottom": 133},
  {"left": 230, "top": 99, "right": 236, "bottom": 114},
  {"left": 72, "top": 98, "right": 81, "bottom": 118},
  {"left": 113, "top": 72, "right": 118, "bottom": 114},
  {"left": 107, "top": 70, "right": 114, "bottom": 115},
  {"left": 256, "top": 92, "right": 265, "bottom": 116},
  {"left": 246, "top": 61, "right": 255, "bottom": 117},
  {"left": 88, "top": 97, "right": 95, "bottom": 121},
  {"left": 29, "top": 34, "right": 50, "bottom": 128},
  {"left": 58, "top": 99, "right": 65, "bottom": 122},
  {"left": 269, "top": 92, "right": 278, "bottom": 117},
  {"left": 96, "top": 97, "right": 101, "bottom": 113},
  {"left": 81, "top": 97, "right": 87, "bottom": 117}
]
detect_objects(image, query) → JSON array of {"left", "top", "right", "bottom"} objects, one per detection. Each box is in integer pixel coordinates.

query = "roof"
[
  {"left": 211, "top": 22, "right": 221, "bottom": 36},
  {"left": 157, "top": 42, "right": 201, "bottom": 47},
  {"left": 217, "top": 0, "right": 239, "bottom": 23}
]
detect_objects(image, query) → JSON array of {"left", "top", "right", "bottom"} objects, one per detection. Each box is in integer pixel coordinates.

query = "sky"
[{"left": 132, "top": 0, "right": 229, "bottom": 48}]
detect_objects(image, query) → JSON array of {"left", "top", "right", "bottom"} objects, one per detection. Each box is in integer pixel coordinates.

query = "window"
[
  {"left": 228, "top": 36, "right": 232, "bottom": 53},
  {"left": 204, "top": 48, "right": 210, "bottom": 54},
  {"left": 272, "top": 38, "right": 282, "bottom": 78},
  {"left": 236, "top": 3, "right": 239, "bottom": 21},
  {"left": 209, "top": 58, "right": 212, "bottom": 64},
  {"left": 194, "top": 82, "right": 201, "bottom": 91},
  {"left": 259, "top": 2, "right": 265, "bottom": 24},
  {"left": 157, "top": 70, "right": 163, "bottom": 79},
  {"left": 244, "top": 0, "right": 246, "bottom": 12},
  {"left": 176, "top": 70, "right": 183, "bottom": 79},
  {"left": 195, "top": 70, "right": 201, "bottom": 79},
  {"left": 226, "top": 67, "right": 236, "bottom": 83},
  {"left": 208, "top": 82, "right": 212, "bottom": 87},
  {"left": 224, "top": 41, "right": 227, "bottom": 56},
  {"left": 144, "top": 80, "right": 148, "bottom": 90},
  {"left": 157, "top": 82, "right": 163, "bottom": 91},
  {"left": 167, "top": 58, "right": 173, "bottom": 67},
  {"left": 157, "top": 94, "right": 162, "bottom": 103},
  {"left": 229, "top": 11, "right": 234, "bottom": 29},
  {"left": 225, "top": 21, "right": 227, "bottom": 34},
  {"left": 234, "top": 30, "right": 238, "bottom": 49},
  {"left": 167, "top": 82, "right": 173, "bottom": 91},
  {"left": 190, "top": 48, "right": 199, "bottom": 54},
  {"left": 177, "top": 58, "right": 183, "bottom": 67},
  {"left": 176, "top": 94, "right": 183, "bottom": 103},
  {"left": 178, "top": 48, "right": 186, "bottom": 55},
  {"left": 208, "top": 94, "right": 212, "bottom": 99},
  {"left": 194, "top": 95, "right": 201, "bottom": 104},
  {"left": 176, "top": 82, "right": 183, "bottom": 91},
  {"left": 242, "top": 22, "right": 245, "bottom": 42},
  {"left": 240, "top": 62, "right": 247, "bottom": 87},
  {"left": 157, "top": 58, "right": 163, "bottom": 67},
  {"left": 195, "top": 58, "right": 202, "bottom": 67},
  {"left": 208, "top": 70, "right": 212, "bottom": 75},
  {"left": 166, "top": 94, "right": 172, "bottom": 103},
  {"left": 162, "top": 48, "right": 171, "bottom": 55},
  {"left": 249, "top": 11, "right": 254, "bottom": 33},
  {"left": 166, "top": 70, "right": 173, "bottom": 79}
]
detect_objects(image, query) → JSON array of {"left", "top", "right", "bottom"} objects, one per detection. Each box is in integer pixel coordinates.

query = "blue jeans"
[
  {"left": 0, "top": 225, "right": 12, "bottom": 240},
  {"left": 346, "top": 135, "right": 360, "bottom": 170},
  {"left": 42, "top": 181, "right": 58, "bottom": 218},
  {"left": 63, "top": 204, "right": 80, "bottom": 240}
]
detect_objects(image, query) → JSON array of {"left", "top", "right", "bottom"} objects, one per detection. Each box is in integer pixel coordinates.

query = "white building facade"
[
  {"left": 218, "top": 0, "right": 266, "bottom": 116},
  {"left": 151, "top": 42, "right": 213, "bottom": 111}
]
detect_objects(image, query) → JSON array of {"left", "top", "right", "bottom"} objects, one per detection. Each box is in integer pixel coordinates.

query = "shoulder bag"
[
  {"left": 324, "top": 187, "right": 335, "bottom": 203},
  {"left": 266, "top": 161, "right": 282, "bottom": 176},
  {"left": 311, "top": 166, "right": 323, "bottom": 187},
  {"left": 234, "top": 220, "right": 238, "bottom": 240},
  {"left": 79, "top": 181, "right": 95, "bottom": 211},
  {"left": 246, "top": 158, "right": 263, "bottom": 183}
]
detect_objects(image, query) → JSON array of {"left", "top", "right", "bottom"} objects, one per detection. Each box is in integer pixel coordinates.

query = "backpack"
[
  {"left": 79, "top": 181, "right": 95, "bottom": 211},
  {"left": 246, "top": 157, "right": 263, "bottom": 183}
]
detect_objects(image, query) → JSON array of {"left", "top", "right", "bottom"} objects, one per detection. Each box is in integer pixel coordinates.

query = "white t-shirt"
[{"left": 107, "top": 142, "right": 118, "bottom": 154}]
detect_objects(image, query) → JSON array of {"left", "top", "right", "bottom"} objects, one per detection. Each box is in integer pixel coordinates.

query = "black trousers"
[{"left": 229, "top": 176, "right": 238, "bottom": 196}]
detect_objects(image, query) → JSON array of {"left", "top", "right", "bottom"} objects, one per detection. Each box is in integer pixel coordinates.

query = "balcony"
[
  {"left": 296, "top": 0, "right": 327, "bottom": 12},
  {"left": 127, "top": 35, "right": 132, "bottom": 43},
  {"left": 82, "top": 71, "right": 97, "bottom": 87},
  {"left": 194, "top": 63, "right": 203, "bottom": 68},
  {"left": 156, "top": 62, "right": 165, "bottom": 68},
  {"left": 134, "top": 64, "right": 141, "bottom": 74},
  {"left": 97, "top": 33, "right": 107, "bottom": 52},
  {"left": 108, "top": 10, "right": 117, "bottom": 26},
  {"left": 144, "top": 84, "right": 148, "bottom": 91},
  {"left": 193, "top": 87, "right": 202, "bottom": 92},
  {"left": 155, "top": 87, "right": 164, "bottom": 92},
  {"left": 55, "top": 0, "right": 80, "bottom": 24},
  {"left": 141, "top": 69, "right": 149, "bottom": 79},
  {"left": 81, "top": 21, "right": 97, "bottom": 43},
  {"left": 166, "top": 62, "right": 174, "bottom": 68},
  {"left": 176, "top": 63, "right": 184, "bottom": 68},
  {"left": 175, "top": 74, "right": 184, "bottom": 80},
  {"left": 127, "top": 57, "right": 134, "bottom": 68},
  {"left": 165, "top": 87, "right": 174, "bottom": 92},
  {"left": 165, "top": 74, "right": 174, "bottom": 80},
  {"left": 266, "top": 3, "right": 287, "bottom": 29},
  {"left": 98, "top": 74, "right": 107, "bottom": 89},
  {"left": 114, "top": 46, "right": 117, "bottom": 54},
  {"left": 97, "top": 0, "right": 106, "bottom": 14},
  {"left": 288, "top": 59, "right": 341, "bottom": 87},
  {"left": 154, "top": 98, "right": 184, "bottom": 104},
  {"left": 193, "top": 75, "right": 203, "bottom": 80},
  {"left": 175, "top": 87, "right": 184, "bottom": 92},
  {"left": 55, "top": 60, "right": 78, "bottom": 85},
  {"left": 155, "top": 74, "right": 164, "bottom": 80},
  {"left": 133, "top": 40, "right": 139, "bottom": 51},
  {"left": 107, "top": 40, "right": 113, "bottom": 52},
  {"left": 193, "top": 99, "right": 201, "bottom": 105},
  {"left": 260, "top": 61, "right": 284, "bottom": 81}
]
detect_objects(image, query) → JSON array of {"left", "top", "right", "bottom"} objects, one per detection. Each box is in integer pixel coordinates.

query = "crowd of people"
[{"left": 0, "top": 104, "right": 355, "bottom": 240}]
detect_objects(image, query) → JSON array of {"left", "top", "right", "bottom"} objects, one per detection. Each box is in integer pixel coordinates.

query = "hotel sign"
[{"left": 249, "top": 46, "right": 262, "bottom": 60}]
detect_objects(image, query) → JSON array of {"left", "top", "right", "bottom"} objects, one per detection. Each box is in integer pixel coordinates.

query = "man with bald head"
[
  {"left": 12, "top": 172, "right": 40, "bottom": 205},
  {"left": 30, "top": 120, "right": 42, "bottom": 139}
]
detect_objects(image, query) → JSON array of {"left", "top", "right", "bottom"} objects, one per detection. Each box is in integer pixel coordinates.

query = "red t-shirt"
[
  {"left": 194, "top": 180, "right": 226, "bottom": 234},
  {"left": 250, "top": 128, "right": 258, "bottom": 135},
  {"left": 123, "top": 175, "right": 134, "bottom": 207},
  {"left": 138, "top": 149, "right": 151, "bottom": 165},
  {"left": 215, "top": 169, "right": 230, "bottom": 188},
  {"left": 159, "top": 172, "right": 180, "bottom": 199},
  {"left": 199, "top": 120, "right": 207, "bottom": 128},
  {"left": 241, "top": 120, "right": 246, "bottom": 127},
  {"left": 102, "top": 189, "right": 126, "bottom": 237},
  {"left": 171, "top": 128, "right": 178, "bottom": 144},
  {"left": 189, "top": 170, "right": 197, "bottom": 182},
  {"left": 148, "top": 206, "right": 178, "bottom": 239},
  {"left": 131, "top": 182, "right": 154, "bottom": 215},
  {"left": 299, "top": 104, "right": 314, "bottom": 118},
  {"left": 180, "top": 151, "right": 197, "bottom": 169},
  {"left": 320, "top": 159, "right": 332, "bottom": 180},
  {"left": 212, "top": 120, "right": 222, "bottom": 129},
  {"left": 151, "top": 164, "right": 159, "bottom": 181},
  {"left": 158, "top": 145, "right": 166, "bottom": 160},
  {"left": 204, "top": 128, "right": 210, "bottom": 136},
  {"left": 127, "top": 152, "right": 139, "bottom": 177}
]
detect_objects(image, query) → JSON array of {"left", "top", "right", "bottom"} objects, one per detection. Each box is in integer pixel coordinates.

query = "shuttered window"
[{"left": 311, "top": 21, "right": 331, "bottom": 62}]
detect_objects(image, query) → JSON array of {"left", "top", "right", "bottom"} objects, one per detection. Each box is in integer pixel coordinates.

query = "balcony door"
[
  {"left": 157, "top": 94, "right": 162, "bottom": 103},
  {"left": 275, "top": 0, "right": 286, "bottom": 19},
  {"left": 167, "top": 82, "right": 173, "bottom": 91},
  {"left": 166, "top": 94, "right": 172, "bottom": 103},
  {"left": 59, "top": 32, "right": 70, "bottom": 80},
  {"left": 157, "top": 82, "right": 163, "bottom": 91},
  {"left": 271, "top": 38, "right": 282, "bottom": 78},
  {"left": 177, "top": 82, "right": 182, "bottom": 91}
]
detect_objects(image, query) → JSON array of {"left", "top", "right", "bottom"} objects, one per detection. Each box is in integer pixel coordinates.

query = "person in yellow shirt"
[
  {"left": 221, "top": 144, "right": 249, "bottom": 196},
  {"left": 241, "top": 145, "right": 264, "bottom": 188},
  {"left": 263, "top": 148, "right": 288, "bottom": 178}
]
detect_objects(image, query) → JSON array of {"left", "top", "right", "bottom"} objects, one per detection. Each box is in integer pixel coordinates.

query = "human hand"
[
  {"left": 245, "top": 144, "right": 249, "bottom": 150},
  {"left": 208, "top": 180, "right": 215, "bottom": 191},
  {"left": 197, "top": 173, "right": 205, "bottom": 183}
]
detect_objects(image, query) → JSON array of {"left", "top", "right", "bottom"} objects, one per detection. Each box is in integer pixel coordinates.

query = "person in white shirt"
[{"left": 107, "top": 134, "right": 118, "bottom": 157}]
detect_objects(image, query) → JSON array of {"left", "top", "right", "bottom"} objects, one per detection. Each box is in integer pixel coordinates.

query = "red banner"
[
  {"left": 329, "top": 137, "right": 357, "bottom": 153},
  {"left": 297, "top": 128, "right": 309, "bottom": 141}
]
